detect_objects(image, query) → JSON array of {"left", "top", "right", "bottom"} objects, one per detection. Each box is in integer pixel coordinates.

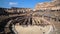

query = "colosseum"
[{"left": 0, "top": 0, "right": 60, "bottom": 34}]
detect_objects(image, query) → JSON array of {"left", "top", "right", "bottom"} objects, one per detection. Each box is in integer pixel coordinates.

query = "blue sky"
[{"left": 0, "top": 0, "right": 52, "bottom": 8}]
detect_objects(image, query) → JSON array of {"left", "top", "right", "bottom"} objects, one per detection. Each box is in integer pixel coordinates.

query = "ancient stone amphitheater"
[{"left": 0, "top": 0, "right": 60, "bottom": 34}]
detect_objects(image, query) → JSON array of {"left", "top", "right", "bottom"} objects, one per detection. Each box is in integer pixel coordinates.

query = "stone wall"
[
  {"left": 6, "top": 7, "right": 32, "bottom": 13},
  {"left": 35, "top": 0, "right": 60, "bottom": 10}
]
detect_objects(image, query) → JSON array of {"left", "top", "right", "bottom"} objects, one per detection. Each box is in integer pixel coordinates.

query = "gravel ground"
[{"left": 12, "top": 25, "right": 53, "bottom": 34}]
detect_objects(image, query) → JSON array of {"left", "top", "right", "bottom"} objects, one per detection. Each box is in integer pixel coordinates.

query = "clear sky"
[{"left": 0, "top": 0, "right": 52, "bottom": 8}]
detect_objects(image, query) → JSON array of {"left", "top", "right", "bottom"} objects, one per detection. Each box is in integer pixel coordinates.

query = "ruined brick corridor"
[{"left": 0, "top": 11, "right": 57, "bottom": 34}]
